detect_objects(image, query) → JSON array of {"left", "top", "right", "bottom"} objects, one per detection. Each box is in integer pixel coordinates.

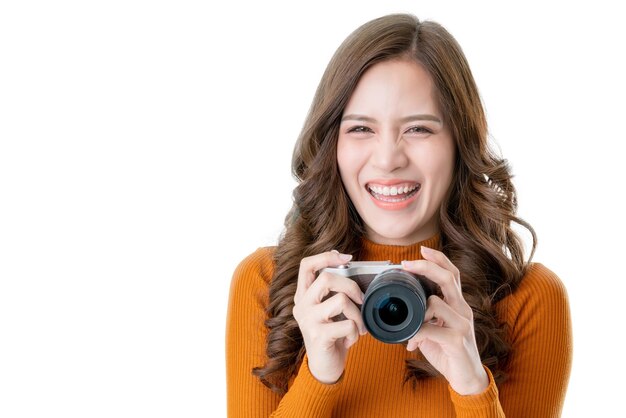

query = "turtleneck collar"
[{"left": 359, "top": 233, "right": 441, "bottom": 264}]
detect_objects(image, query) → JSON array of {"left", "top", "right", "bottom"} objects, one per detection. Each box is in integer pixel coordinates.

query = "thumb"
[{"left": 331, "top": 249, "right": 352, "bottom": 263}]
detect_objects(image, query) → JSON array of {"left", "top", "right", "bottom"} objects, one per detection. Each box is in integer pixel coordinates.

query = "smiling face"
[{"left": 337, "top": 58, "right": 456, "bottom": 245}]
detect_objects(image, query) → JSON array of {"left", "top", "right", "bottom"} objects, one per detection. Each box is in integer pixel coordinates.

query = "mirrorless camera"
[{"left": 321, "top": 261, "right": 436, "bottom": 344}]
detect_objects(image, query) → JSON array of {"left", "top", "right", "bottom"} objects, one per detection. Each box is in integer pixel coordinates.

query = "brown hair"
[{"left": 252, "top": 13, "right": 536, "bottom": 394}]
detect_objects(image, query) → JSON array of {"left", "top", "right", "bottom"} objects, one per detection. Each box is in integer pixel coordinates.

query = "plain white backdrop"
[{"left": 1, "top": 1, "right": 624, "bottom": 417}]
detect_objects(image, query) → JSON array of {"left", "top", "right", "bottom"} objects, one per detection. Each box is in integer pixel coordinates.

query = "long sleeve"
[
  {"left": 448, "top": 365, "right": 505, "bottom": 417},
  {"left": 226, "top": 248, "right": 343, "bottom": 417},
  {"left": 226, "top": 248, "right": 281, "bottom": 416},
  {"left": 447, "top": 263, "right": 572, "bottom": 417},
  {"left": 495, "top": 263, "right": 573, "bottom": 416},
  {"left": 269, "top": 354, "right": 343, "bottom": 417}
]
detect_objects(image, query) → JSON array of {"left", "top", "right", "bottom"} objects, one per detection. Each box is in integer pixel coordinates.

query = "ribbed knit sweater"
[{"left": 226, "top": 234, "right": 572, "bottom": 417}]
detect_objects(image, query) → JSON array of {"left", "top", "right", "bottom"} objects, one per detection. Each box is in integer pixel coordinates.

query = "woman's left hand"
[{"left": 401, "top": 246, "right": 489, "bottom": 395}]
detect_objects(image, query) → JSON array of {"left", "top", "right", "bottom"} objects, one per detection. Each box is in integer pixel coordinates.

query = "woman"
[{"left": 226, "top": 13, "right": 572, "bottom": 417}]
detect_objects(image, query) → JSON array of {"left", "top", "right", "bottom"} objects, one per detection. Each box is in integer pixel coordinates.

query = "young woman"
[{"left": 226, "top": 13, "right": 572, "bottom": 417}]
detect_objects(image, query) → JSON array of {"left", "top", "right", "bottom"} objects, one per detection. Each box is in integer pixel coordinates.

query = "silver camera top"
[{"left": 323, "top": 261, "right": 403, "bottom": 277}]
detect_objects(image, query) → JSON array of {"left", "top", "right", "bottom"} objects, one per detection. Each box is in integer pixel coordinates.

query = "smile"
[
  {"left": 366, "top": 182, "right": 421, "bottom": 209},
  {"left": 368, "top": 183, "right": 420, "bottom": 198}
]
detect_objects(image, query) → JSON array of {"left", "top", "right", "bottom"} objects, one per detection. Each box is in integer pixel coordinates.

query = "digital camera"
[{"left": 321, "top": 261, "right": 435, "bottom": 344}]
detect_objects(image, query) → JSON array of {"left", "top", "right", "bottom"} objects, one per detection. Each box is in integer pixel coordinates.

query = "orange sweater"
[{"left": 226, "top": 235, "right": 572, "bottom": 417}]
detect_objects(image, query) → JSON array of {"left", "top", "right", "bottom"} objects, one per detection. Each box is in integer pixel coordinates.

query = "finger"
[
  {"left": 295, "top": 251, "right": 352, "bottom": 304},
  {"left": 320, "top": 320, "right": 360, "bottom": 349},
  {"left": 301, "top": 272, "right": 364, "bottom": 308},
  {"left": 423, "top": 295, "right": 468, "bottom": 330},
  {"left": 401, "top": 258, "right": 464, "bottom": 312},
  {"left": 420, "top": 246, "right": 461, "bottom": 284},
  {"left": 406, "top": 322, "right": 456, "bottom": 351},
  {"left": 311, "top": 292, "right": 367, "bottom": 335}
]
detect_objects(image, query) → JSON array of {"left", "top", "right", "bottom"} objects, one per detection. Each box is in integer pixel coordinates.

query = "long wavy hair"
[{"left": 252, "top": 13, "right": 536, "bottom": 394}]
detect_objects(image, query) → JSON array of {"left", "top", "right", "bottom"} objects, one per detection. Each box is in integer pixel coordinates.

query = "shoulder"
[
  {"left": 496, "top": 263, "right": 571, "bottom": 335},
  {"left": 228, "top": 246, "right": 277, "bottom": 304},
  {"left": 232, "top": 246, "right": 276, "bottom": 284},
  {"left": 516, "top": 262, "right": 568, "bottom": 301}
]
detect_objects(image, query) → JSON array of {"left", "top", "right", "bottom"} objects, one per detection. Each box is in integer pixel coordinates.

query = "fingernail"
[
  {"left": 401, "top": 260, "right": 413, "bottom": 268},
  {"left": 339, "top": 253, "right": 352, "bottom": 262},
  {"left": 331, "top": 249, "right": 339, "bottom": 254},
  {"left": 421, "top": 246, "right": 433, "bottom": 254}
]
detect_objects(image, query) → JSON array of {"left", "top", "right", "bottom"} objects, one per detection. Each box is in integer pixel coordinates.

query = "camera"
[{"left": 321, "top": 261, "right": 435, "bottom": 344}]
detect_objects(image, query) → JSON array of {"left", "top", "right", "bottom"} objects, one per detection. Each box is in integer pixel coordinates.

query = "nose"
[{"left": 370, "top": 132, "right": 409, "bottom": 173}]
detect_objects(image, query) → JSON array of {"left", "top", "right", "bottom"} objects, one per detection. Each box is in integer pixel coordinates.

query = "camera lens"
[
  {"left": 377, "top": 296, "right": 408, "bottom": 326},
  {"left": 362, "top": 269, "right": 430, "bottom": 343}
]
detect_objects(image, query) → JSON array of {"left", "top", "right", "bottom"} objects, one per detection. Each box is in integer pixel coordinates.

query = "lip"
[
  {"left": 365, "top": 179, "right": 421, "bottom": 211},
  {"left": 366, "top": 178, "right": 419, "bottom": 187}
]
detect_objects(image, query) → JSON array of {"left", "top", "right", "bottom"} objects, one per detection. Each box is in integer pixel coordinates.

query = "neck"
[
  {"left": 364, "top": 224, "right": 440, "bottom": 246},
  {"left": 360, "top": 233, "right": 441, "bottom": 263}
]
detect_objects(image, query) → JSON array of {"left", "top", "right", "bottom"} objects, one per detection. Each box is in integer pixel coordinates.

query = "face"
[{"left": 337, "top": 59, "right": 456, "bottom": 245}]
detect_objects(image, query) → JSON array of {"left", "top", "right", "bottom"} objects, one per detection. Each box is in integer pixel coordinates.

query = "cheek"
[
  {"left": 337, "top": 138, "right": 368, "bottom": 184},
  {"left": 430, "top": 153, "right": 455, "bottom": 181},
  {"left": 412, "top": 140, "right": 455, "bottom": 183},
  {"left": 336, "top": 140, "right": 350, "bottom": 184}
]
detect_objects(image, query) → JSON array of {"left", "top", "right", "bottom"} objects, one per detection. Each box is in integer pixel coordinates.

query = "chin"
[{"left": 368, "top": 222, "right": 421, "bottom": 244}]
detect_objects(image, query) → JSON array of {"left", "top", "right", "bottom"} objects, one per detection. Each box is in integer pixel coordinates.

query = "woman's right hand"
[{"left": 292, "top": 250, "right": 367, "bottom": 384}]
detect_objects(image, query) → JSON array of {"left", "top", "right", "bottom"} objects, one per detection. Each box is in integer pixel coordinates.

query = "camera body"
[{"left": 322, "top": 261, "right": 435, "bottom": 344}]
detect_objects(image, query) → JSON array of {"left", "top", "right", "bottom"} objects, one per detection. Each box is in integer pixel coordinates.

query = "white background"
[{"left": 1, "top": 1, "right": 624, "bottom": 417}]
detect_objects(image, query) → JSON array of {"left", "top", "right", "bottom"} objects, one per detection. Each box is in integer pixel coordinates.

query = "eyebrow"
[{"left": 340, "top": 114, "right": 442, "bottom": 124}]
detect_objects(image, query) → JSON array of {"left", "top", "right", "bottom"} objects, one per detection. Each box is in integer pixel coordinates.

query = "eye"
[
  {"left": 346, "top": 125, "right": 373, "bottom": 134},
  {"left": 406, "top": 126, "right": 433, "bottom": 135}
]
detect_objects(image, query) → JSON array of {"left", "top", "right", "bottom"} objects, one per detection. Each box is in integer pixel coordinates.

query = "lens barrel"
[{"left": 362, "top": 269, "right": 428, "bottom": 343}]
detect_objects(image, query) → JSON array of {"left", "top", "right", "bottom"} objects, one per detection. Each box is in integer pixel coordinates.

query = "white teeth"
[{"left": 368, "top": 184, "right": 419, "bottom": 196}]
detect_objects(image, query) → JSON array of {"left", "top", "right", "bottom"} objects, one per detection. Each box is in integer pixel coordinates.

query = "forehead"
[{"left": 344, "top": 59, "right": 438, "bottom": 115}]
